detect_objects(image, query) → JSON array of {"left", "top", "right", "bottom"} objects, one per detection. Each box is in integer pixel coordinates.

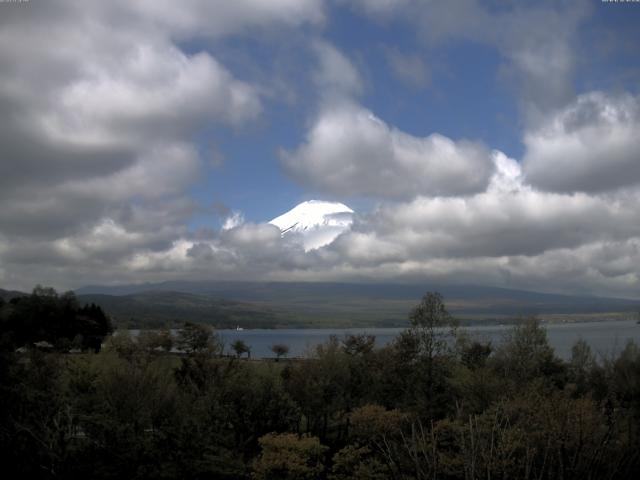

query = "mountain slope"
[
  {"left": 76, "top": 291, "right": 295, "bottom": 329},
  {"left": 76, "top": 281, "right": 640, "bottom": 328},
  {"left": 0, "top": 288, "right": 27, "bottom": 301}
]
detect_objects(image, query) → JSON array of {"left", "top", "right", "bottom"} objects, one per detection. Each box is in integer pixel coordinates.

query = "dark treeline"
[
  {"left": 1, "top": 290, "right": 640, "bottom": 479},
  {"left": 0, "top": 285, "right": 112, "bottom": 352}
]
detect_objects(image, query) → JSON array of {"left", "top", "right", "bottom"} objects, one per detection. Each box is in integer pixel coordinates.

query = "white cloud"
[
  {"left": 222, "top": 212, "right": 246, "bottom": 231},
  {"left": 312, "top": 40, "right": 364, "bottom": 98},
  {"left": 54, "top": 46, "right": 261, "bottom": 139},
  {"left": 6, "top": 181, "right": 639, "bottom": 298},
  {"left": 1, "top": 1, "right": 639, "bottom": 302},
  {"left": 282, "top": 102, "right": 495, "bottom": 199},
  {"left": 128, "top": 0, "right": 324, "bottom": 38},
  {"left": 488, "top": 150, "right": 525, "bottom": 194},
  {"left": 0, "top": 2, "right": 265, "bottom": 234},
  {"left": 340, "top": 190, "right": 640, "bottom": 260},
  {"left": 0, "top": 0, "right": 322, "bottom": 290},
  {"left": 523, "top": 91, "right": 640, "bottom": 193}
]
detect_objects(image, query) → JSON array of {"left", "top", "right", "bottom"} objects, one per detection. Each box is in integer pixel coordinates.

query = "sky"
[{"left": 1, "top": 0, "right": 640, "bottom": 297}]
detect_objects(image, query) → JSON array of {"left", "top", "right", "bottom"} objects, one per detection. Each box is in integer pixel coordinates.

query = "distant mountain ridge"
[
  {"left": 73, "top": 281, "right": 640, "bottom": 328},
  {"left": 76, "top": 291, "right": 290, "bottom": 329},
  {"left": 75, "top": 280, "right": 639, "bottom": 304},
  {"left": 5, "top": 283, "right": 639, "bottom": 329},
  {"left": 0, "top": 288, "right": 28, "bottom": 301}
]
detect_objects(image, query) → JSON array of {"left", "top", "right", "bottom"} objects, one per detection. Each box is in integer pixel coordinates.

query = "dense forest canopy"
[
  {"left": 0, "top": 285, "right": 113, "bottom": 352},
  {"left": 1, "top": 290, "right": 640, "bottom": 479}
]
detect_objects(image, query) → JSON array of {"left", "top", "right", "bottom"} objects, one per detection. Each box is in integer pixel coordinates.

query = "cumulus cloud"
[
  {"left": 1, "top": 1, "right": 639, "bottom": 302},
  {"left": 124, "top": 222, "right": 307, "bottom": 281},
  {"left": 0, "top": 0, "right": 322, "bottom": 290},
  {"left": 282, "top": 41, "right": 495, "bottom": 199},
  {"left": 282, "top": 102, "right": 495, "bottom": 199},
  {"left": 6, "top": 182, "right": 639, "bottom": 298},
  {"left": 55, "top": 47, "right": 261, "bottom": 135},
  {"left": 132, "top": 150, "right": 639, "bottom": 298},
  {"left": 222, "top": 212, "right": 246, "bottom": 231},
  {"left": 284, "top": 148, "right": 639, "bottom": 296},
  {"left": 522, "top": 92, "right": 640, "bottom": 193},
  {"left": 0, "top": 2, "right": 264, "bottom": 237},
  {"left": 337, "top": 190, "right": 640, "bottom": 260},
  {"left": 248, "top": 36, "right": 632, "bottom": 299}
]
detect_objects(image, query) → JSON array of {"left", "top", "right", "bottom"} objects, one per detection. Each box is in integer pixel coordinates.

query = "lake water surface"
[{"left": 218, "top": 320, "right": 640, "bottom": 360}]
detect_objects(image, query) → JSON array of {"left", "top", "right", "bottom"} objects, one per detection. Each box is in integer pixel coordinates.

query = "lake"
[{"left": 217, "top": 320, "right": 640, "bottom": 360}]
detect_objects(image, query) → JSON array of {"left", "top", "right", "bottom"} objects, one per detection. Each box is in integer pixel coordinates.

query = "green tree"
[
  {"left": 271, "top": 343, "right": 290, "bottom": 361},
  {"left": 568, "top": 338, "right": 596, "bottom": 394},
  {"left": 330, "top": 445, "right": 391, "bottom": 480},
  {"left": 103, "top": 329, "right": 138, "bottom": 358},
  {"left": 409, "top": 291, "right": 457, "bottom": 359},
  {"left": 231, "top": 339, "right": 250, "bottom": 359},
  {"left": 342, "top": 334, "right": 375, "bottom": 356},
  {"left": 493, "top": 317, "right": 566, "bottom": 389},
  {"left": 406, "top": 292, "right": 459, "bottom": 419},
  {"left": 176, "top": 322, "right": 221, "bottom": 355},
  {"left": 284, "top": 336, "right": 350, "bottom": 437},
  {"left": 2, "top": 286, "right": 111, "bottom": 352},
  {"left": 138, "top": 329, "right": 173, "bottom": 354}
]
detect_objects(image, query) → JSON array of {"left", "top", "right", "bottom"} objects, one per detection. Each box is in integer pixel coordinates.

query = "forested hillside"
[
  {"left": 2, "top": 291, "right": 640, "bottom": 479},
  {"left": 74, "top": 281, "right": 640, "bottom": 329}
]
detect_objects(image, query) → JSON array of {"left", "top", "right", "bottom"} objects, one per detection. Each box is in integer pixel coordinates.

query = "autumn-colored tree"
[{"left": 252, "top": 433, "right": 327, "bottom": 480}]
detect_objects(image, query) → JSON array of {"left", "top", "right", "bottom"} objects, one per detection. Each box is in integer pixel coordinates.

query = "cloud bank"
[
  {"left": 0, "top": 0, "right": 319, "bottom": 288},
  {"left": 0, "top": 0, "right": 639, "bottom": 300}
]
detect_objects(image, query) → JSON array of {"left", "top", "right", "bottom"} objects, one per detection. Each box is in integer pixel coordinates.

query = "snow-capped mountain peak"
[{"left": 269, "top": 200, "right": 354, "bottom": 251}]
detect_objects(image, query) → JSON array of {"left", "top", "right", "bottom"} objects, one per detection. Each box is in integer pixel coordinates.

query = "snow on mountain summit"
[{"left": 269, "top": 200, "right": 354, "bottom": 251}]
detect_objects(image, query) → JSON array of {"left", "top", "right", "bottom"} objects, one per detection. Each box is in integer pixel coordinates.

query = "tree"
[
  {"left": 1, "top": 286, "right": 111, "bottom": 352},
  {"left": 409, "top": 291, "right": 457, "bottom": 360},
  {"left": 231, "top": 339, "right": 250, "bottom": 359},
  {"left": 568, "top": 338, "right": 596, "bottom": 394},
  {"left": 330, "top": 445, "right": 390, "bottom": 480},
  {"left": 283, "top": 336, "right": 351, "bottom": 437},
  {"left": 271, "top": 343, "right": 290, "bottom": 361},
  {"left": 32, "top": 284, "right": 58, "bottom": 298},
  {"left": 252, "top": 433, "right": 327, "bottom": 480},
  {"left": 103, "top": 329, "right": 137, "bottom": 358},
  {"left": 175, "top": 322, "right": 220, "bottom": 355},
  {"left": 405, "top": 293, "right": 460, "bottom": 419},
  {"left": 494, "top": 317, "right": 565, "bottom": 386},
  {"left": 138, "top": 329, "right": 173, "bottom": 353},
  {"left": 460, "top": 339, "right": 492, "bottom": 369},
  {"left": 76, "top": 302, "right": 113, "bottom": 352},
  {"left": 342, "top": 334, "right": 375, "bottom": 356}
]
